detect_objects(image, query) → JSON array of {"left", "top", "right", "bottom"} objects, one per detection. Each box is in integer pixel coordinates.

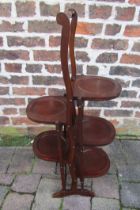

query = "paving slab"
[
  {"left": 2, "top": 192, "right": 34, "bottom": 210},
  {"left": 0, "top": 148, "right": 15, "bottom": 173},
  {"left": 8, "top": 148, "right": 34, "bottom": 173},
  {"left": 121, "top": 141, "right": 140, "bottom": 164},
  {"left": 11, "top": 174, "right": 41, "bottom": 193},
  {"left": 0, "top": 142, "right": 140, "bottom": 210},
  {"left": 92, "top": 174, "right": 119, "bottom": 199},
  {"left": 120, "top": 182, "right": 140, "bottom": 208},
  {"left": 32, "top": 177, "right": 62, "bottom": 210},
  {"left": 0, "top": 174, "right": 15, "bottom": 185},
  {"left": 32, "top": 158, "right": 57, "bottom": 177},
  {"left": 109, "top": 141, "right": 127, "bottom": 167},
  {"left": 118, "top": 164, "right": 140, "bottom": 182},
  {"left": 103, "top": 144, "right": 117, "bottom": 174},
  {"left": 92, "top": 197, "right": 120, "bottom": 210},
  {"left": 0, "top": 186, "right": 9, "bottom": 207},
  {"left": 122, "top": 208, "right": 138, "bottom": 210},
  {"left": 63, "top": 195, "right": 91, "bottom": 210}
]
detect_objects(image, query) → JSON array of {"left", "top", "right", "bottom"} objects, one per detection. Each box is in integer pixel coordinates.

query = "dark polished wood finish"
[
  {"left": 26, "top": 10, "right": 121, "bottom": 198},
  {"left": 56, "top": 12, "right": 79, "bottom": 197},
  {"left": 76, "top": 148, "right": 110, "bottom": 178},
  {"left": 77, "top": 115, "right": 116, "bottom": 146},
  {"left": 26, "top": 12, "right": 74, "bottom": 197},
  {"left": 74, "top": 75, "right": 122, "bottom": 101},
  {"left": 33, "top": 130, "right": 66, "bottom": 162},
  {"left": 69, "top": 9, "right": 122, "bottom": 100},
  {"left": 53, "top": 188, "right": 95, "bottom": 198},
  {"left": 26, "top": 96, "right": 67, "bottom": 124}
]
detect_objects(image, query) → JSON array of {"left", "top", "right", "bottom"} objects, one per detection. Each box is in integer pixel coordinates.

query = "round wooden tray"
[
  {"left": 76, "top": 148, "right": 110, "bottom": 178},
  {"left": 79, "top": 116, "right": 116, "bottom": 146},
  {"left": 26, "top": 96, "right": 67, "bottom": 124},
  {"left": 33, "top": 130, "right": 66, "bottom": 162},
  {"left": 74, "top": 76, "right": 122, "bottom": 100}
]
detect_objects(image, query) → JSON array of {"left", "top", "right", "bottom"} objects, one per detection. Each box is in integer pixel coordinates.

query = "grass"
[
  {"left": 0, "top": 135, "right": 33, "bottom": 146},
  {"left": 116, "top": 134, "right": 140, "bottom": 140},
  {"left": 0, "top": 133, "right": 139, "bottom": 147},
  {"left": 59, "top": 199, "right": 63, "bottom": 210}
]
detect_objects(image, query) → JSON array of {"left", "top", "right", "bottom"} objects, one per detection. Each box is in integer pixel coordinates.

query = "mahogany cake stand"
[{"left": 26, "top": 11, "right": 122, "bottom": 198}]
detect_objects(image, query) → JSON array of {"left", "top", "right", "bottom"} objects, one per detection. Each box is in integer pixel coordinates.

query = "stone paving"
[{"left": 0, "top": 140, "right": 140, "bottom": 210}]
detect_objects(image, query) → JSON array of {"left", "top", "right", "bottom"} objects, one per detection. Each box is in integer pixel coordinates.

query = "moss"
[
  {"left": 0, "top": 135, "right": 32, "bottom": 146},
  {"left": 0, "top": 126, "right": 24, "bottom": 137},
  {"left": 59, "top": 199, "right": 63, "bottom": 210},
  {"left": 0, "top": 126, "right": 32, "bottom": 146},
  {"left": 116, "top": 119, "right": 140, "bottom": 138},
  {"left": 0, "top": 125, "right": 139, "bottom": 147},
  {"left": 116, "top": 134, "right": 140, "bottom": 140}
]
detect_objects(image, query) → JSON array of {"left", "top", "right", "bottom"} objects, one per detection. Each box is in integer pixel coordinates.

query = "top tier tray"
[{"left": 73, "top": 76, "right": 122, "bottom": 101}]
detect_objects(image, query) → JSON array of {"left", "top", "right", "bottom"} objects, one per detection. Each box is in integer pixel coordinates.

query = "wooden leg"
[
  {"left": 53, "top": 188, "right": 95, "bottom": 198},
  {"left": 55, "top": 162, "right": 58, "bottom": 174},
  {"left": 69, "top": 163, "right": 77, "bottom": 191},
  {"left": 53, "top": 162, "right": 95, "bottom": 198},
  {"left": 56, "top": 124, "right": 67, "bottom": 192},
  {"left": 80, "top": 177, "right": 84, "bottom": 190},
  {"left": 77, "top": 99, "right": 86, "bottom": 191}
]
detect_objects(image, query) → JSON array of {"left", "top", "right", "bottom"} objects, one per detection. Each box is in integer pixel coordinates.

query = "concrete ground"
[{"left": 0, "top": 139, "right": 140, "bottom": 210}]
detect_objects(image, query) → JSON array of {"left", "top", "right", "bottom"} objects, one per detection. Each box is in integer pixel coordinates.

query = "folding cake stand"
[{"left": 26, "top": 10, "right": 121, "bottom": 198}]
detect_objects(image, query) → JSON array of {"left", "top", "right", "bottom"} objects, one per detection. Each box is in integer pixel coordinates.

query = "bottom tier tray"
[
  {"left": 76, "top": 148, "right": 110, "bottom": 178},
  {"left": 33, "top": 130, "right": 66, "bottom": 162}
]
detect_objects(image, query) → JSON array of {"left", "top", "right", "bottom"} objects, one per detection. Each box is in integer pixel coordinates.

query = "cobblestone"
[
  {"left": 109, "top": 141, "right": 128, "bottom": 167},
  {"left": 0, "top": 186, "right": 9, "bottom": 207},
  {"left": 102, "top": 144, "right": 117, "bottom": 174},
  {"left": 32, "top": 158, "right": 57, "bottom": 177},
  {"left": 92, "top": 174, "right": 119, "bottom": 199},
  {"left": 118, "top": 164, "right": 140, "bottom": 182},
  {"left": 2, "top": 193, "right": 34, "bottom": 210},
  {"left": 11, "top": 174, "right": 41, "bottom": 193},
  {"left": 0, "top": 174, "right": 14, "bottom": 185},
  {"left": 121, "top": 141, "right": 140, "bottom": 164},
  {"left": 92, "top": 197, "right": 120, "bottom": 210},
  {"left": 8, "top": 147, "right": 34, "bottom": 173},
  {"left": 0, "top": 140, "right": 140, "bottom": 209},
  {"left": 32, "top": 177, "right": 62, "bottom": 210},
  {"left": 122, "top": 208, "right": 138, "bottom": 210},
  {"left": 63, "top": 195, "right": 91, "bottom": 210},
  {"left": 120, "top": 182, "right": 140, "bottom": 208},
  {"left": 0, "top": 147, "right": 15, "bottom": 173}
]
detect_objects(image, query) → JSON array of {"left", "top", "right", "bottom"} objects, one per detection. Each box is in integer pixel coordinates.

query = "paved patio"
[{"left": 0, "top": 139, "right": 140, "bottom": 210}]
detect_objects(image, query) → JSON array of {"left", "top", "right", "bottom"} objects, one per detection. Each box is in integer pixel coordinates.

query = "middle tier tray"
[{"left": 76, "top": 115, "right": 116, "bottom": 146}]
